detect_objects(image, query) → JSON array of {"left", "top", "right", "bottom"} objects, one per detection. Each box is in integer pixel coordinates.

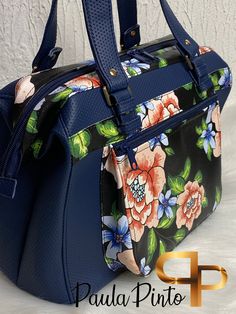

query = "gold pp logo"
[{"left": 156, "top": 252, "right": 228, "bottom": 307}]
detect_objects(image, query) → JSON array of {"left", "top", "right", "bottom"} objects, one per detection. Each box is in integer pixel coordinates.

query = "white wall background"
[
  {"left": 0, "top": 2, "right": 236, "bottom": 313},
  {"left": 0, "top": 0, "right": 235, "bottom": 105}
]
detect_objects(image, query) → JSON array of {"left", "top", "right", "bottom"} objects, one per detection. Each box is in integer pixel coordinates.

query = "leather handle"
[
  {"left": 116, "top": 0, "right": 200, "bottom": 58},
  {"left": 32, "top": 0, "right": 140, "bottom": 72},
  {"left": 82, "top": 0, "right": 141, "bottom": 136},
  {"left": 81, "top": 0, "right": 212, "bottom": 136},
  {"left": 117, "top": 0, "right": 140, "bottom": 50}
]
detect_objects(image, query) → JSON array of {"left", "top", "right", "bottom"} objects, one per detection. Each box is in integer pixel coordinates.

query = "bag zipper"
[
  {"left": 0, "top": 39, "right": 177, "bottom": 182},
  {"left": 0, "top": 64, "right": 95, "bottom": 176},
  {"left": 114, "top": 95, "right": 218, "bottom": 170},
  {"left": 126, "top": 38, "right": 176, "bottom": 63},
  {"left": 127, "top": 48, "right": 160, "bottom": 63}
]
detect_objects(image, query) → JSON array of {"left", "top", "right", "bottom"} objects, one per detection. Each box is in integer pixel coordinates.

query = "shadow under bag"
[{"left": 0, "top": 0, "right": 232, "bottom": 304}]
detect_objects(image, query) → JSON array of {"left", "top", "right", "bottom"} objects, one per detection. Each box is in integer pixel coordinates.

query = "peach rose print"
[
  {"left": 140, "top": 91, "right": 181, "bottom": 129},
  {"left": 15, "top": 76, "right": 35, "bottom": 104},
  {"left": 65, "top": 75, "right": 101, "bottom": 96},
  {"left": 117, "top": 145, "right": 167, "bottom": 242},
  {"left": 212, "top": 105, "right": 221, "bottom": 158},
  {"left": 176, "top": 181, "right": 205, "bottom": 231}
]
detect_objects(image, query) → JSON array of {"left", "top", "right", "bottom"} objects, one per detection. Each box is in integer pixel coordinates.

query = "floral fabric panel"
[
  {"left": 13, "top": 44, "right": 183, "bottom": 124},
  {"left": 22, "top": 66, "right": 231, "bottom": 160},
  {"left": 12, "top": 44, "right": 230, "bottom": 160},
  {"left": 66, "top": 67, "right": 231, "bottom": 162},
  {"left": 101, "top": 101, "right": 222, "bottom": 275}
]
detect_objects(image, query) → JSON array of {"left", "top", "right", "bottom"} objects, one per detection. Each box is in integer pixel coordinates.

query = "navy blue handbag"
[{"left": 0, "top": 0, "right": 232, "bottom": 304}]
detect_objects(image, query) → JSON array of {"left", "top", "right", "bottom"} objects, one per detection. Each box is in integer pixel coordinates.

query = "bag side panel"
[
  {"left": 0, "top": 80, "right": 37, "bottom": 283},
  {"left": 17, "top": 135, "right": 73, "bottom": 304},
  {"left": 0, "top": 80, "right": 17, "bottom": 155},
  {"left": 0, "top": 159, "right": 38, "bottom": 283},
  {"left": 100, "top": 86, "right": 232, "bottom": 275},
  {"left": 65, "top": 149, "right": 119, "bottom": 302}
]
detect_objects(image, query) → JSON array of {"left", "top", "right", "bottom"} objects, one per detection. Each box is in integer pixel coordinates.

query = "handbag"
[{"left": 0, "top": 0, "right": 232, "bottom": 304}]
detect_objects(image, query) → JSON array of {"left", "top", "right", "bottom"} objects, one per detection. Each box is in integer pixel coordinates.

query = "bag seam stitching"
[{"left": 58, "top": 114, "right": 74, "bottom": 304}]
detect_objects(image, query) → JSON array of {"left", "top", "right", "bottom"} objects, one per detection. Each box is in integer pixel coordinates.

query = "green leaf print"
[
  {"left": 219, "top": 69, "right": 225, "bottom": 77},
  {"left": 159, "top": 58, "right": 168, "bottom": 68},
  {"left": 194, "top": 170, "right": 203, "bottom": 184},
  {"left": 195, "top": 125, "right": 203, "bottom": 136},
  {"left": 157, "top": 207, "right": 176, "bottom": 230},
  {"left": 174, "top": 229, "right": 186, "bottom": 243},
  {"left": 69, "top": 130, "right": 91, "bottom": 159},
  {"left": 136, "top": 106, "right": 143, "bottom": 114},
  {"left": 105, "top": 256, "right": 115, "bottom": 266},
  {"left": 210, "top": 73, "right": 220, "bottom": 91},
  {"left": 127, "top": 67, "right": 138, "bottom": 77},
  {"left": 107, "top": 135, "right": 124, "bottom": 145},
  {"left": 147, "top": 229, "right": 158, "bottom": 265},
  {"left": 180, "top": 158, "right": 191, "bottom": 181},
  {"left": 51, "top": 88, "right": 72, "bottom": 102},
  {"left": 96, "top": 120, "right": 123, "bottom": 143},
  {"left": 202, "top": 196, "right": 208, "bottom": 208},
  {"left": 195, "top": 87, "right": 208, "bottom": 100},
  {"left": 165, "top": 147, "right": 175, "bottom": 156},
  {"left": 215, "top": 187, "right": 222, "bottom": 205},
  {"left": 207, "top": 145, "right": 213, "bottom": 161},
  {"left": 162, "top": 184, "right": 167, "bottom": 195},
  {"left": 159, "top": 240, "right": 166, "bottom": 255},
  {"left": 201, "top": 118, "right": 208, "bottom": 131},
  {"left": 111, "top": 202, "right": 123, "bottom": 221},
  {"left": 153, "top": 49, "right": 165, "bottom": 57},
  {"left": 31, "top": 139, "right": 43, "bottom": 158},
  {"left": 196, "top": 137, "right": 204, "bottom": 149},
  {"left": 168, "top": 176, "right": 185, "bottom": 196},
  {"left": 26, "top": 111, "right": 38, "bottom": 134},
  {"left": 183, "top": 82, "right": 193, "bottom": 91}
]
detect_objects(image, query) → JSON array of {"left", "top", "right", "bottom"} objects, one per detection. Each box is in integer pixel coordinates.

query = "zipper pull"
[
  {"left": 0, "top": 177, "right": 17, "bottom": 199},
  {"left": 127, "top": 48, "right": 160, "bottom": 63},
  {"left": 139, "top": 49, "right": 160, "bottom": 61},
  {"left": 126, "top": 147, "right": 139, "bottom": 170},
  {"left": 127, "top": 49, "right": 150, "bottom": 63}
]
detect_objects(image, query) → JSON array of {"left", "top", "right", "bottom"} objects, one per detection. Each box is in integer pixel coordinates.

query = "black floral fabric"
[
  {"left": 10, "top": 43, "right": 232, "bottom": 277},
  {"left": 101, "top": 101, "right": 223, "bottom": 275}
]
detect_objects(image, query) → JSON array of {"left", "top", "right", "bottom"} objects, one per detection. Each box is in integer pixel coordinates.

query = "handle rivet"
[
  {"left": 185, "top": 39, "right": 191, "bottom": 46},
  {"left": 109, "top": 68, "right": 118, "bottom": 77},
  {"left": 130, "top": 30, "right": 136, "bottom": 37}
]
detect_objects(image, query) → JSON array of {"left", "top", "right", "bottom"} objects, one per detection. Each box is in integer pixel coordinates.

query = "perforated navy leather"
[
  {"left": 0, "top": 177, "right": 17, "bottom": 199},
  {"left": 32, "top": 0, "right": 58, "bottom": 71},
  {"left": 82, "top": 0, "right": 129, "bottom": 92},
  {"left": 117, "top": 0, "right": 140, "bottom": 50},
  {"left": 0, "top": 1, "right": 231, "bottom": 305},
  {"left": 32, "top": 0, "right": 139, "bottom": 71},
  {"left": 61, "top": 51, "right": 227, "bottom": 137},
  {"left": 107, "top": 0, "right": 213, "bottom": 92},
  {"left": 82, "top": 0, "right": 141, "bottom": 135},
  {"left": 159, "top": 0, "right": 199, "bottom": 58}
]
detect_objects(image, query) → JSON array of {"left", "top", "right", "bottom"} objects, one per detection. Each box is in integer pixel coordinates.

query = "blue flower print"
[
  {"left": 201, "top": 123, "right": 216, "bottom": 154},
  {"left": 102, "top": 215, "right": 132, "bottom": 260},
  {"left": 140, "top": 257, "right": 151, "bottom": 276},
  {"left": 106, "top": 259, "right": 124, "bottom": 272},
  {"left": 149, "top": 133, "right": 169, "bottom": 151},
  {"left": 219, "top": 68, "right": 232, "bottom": 88},
  {"left": 206, "top": 104, "right": 216, "bottom": 124},
  {"left": 158, "top": 190, "right": 177, "bottom": 219},
  {"left": 69, "top": 85, "right": 90, "bottom": 93},
  {"left": 122, "top": 58, "right": 150, "bottom": 78},
  {"left": 138, "top": 101, "right": 155, "bottom": 120}
]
